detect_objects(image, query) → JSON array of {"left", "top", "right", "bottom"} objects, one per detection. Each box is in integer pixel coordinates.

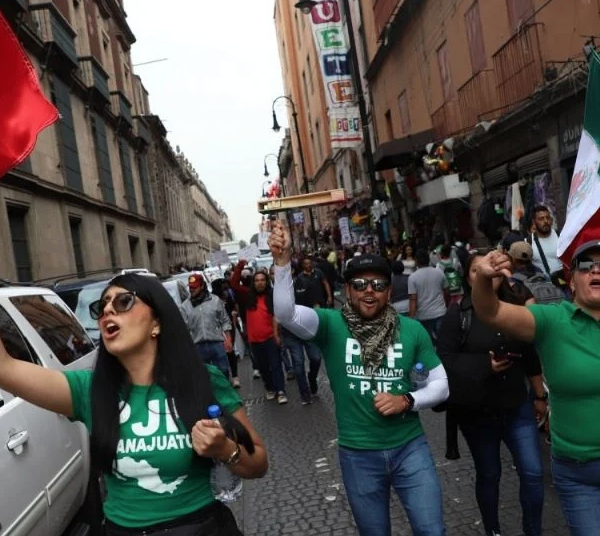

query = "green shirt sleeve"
[
  {"left": 207, "top": 365, "right": 243, "bottom": 415},
  {"left": 527, "top": 303, "right": 548, "bottom": 341},
  {"left": 63, "top": 369, "right": 93, "bottom": 430},
  {"left": 313, "top": 308, "right": 330, "bottom": 347}
]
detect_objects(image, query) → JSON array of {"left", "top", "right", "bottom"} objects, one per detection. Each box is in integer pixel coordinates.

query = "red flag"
[
  {"left": 560, "top": 209, "right": 600, "bottom": 271},
  {"left": 0, "top": 10, "right": 59, "bottom": 178}
]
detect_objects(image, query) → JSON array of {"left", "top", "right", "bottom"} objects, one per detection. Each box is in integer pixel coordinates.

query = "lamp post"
[
  {"left": 272, "top": 95, "right": 318, "bottom": 251},
  {"left": 264, "top": 153, "right": 295, "bottom": 249},
  {"left": 295, "top": 0, "right": 386, "bottom": 250}
]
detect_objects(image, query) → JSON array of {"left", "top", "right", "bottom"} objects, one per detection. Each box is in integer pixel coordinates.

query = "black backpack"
[{"left": 511, "top": 273, "right": 565, "bottom": 305}]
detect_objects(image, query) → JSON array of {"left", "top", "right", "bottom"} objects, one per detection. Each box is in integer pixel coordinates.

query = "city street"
[{"left": 230, "top": 357, "right": 569, "bottom": 536}]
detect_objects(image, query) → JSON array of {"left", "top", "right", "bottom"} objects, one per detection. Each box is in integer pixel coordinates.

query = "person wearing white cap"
[{"left": 472, "top": 240, "right": 600, "bottom": 534}]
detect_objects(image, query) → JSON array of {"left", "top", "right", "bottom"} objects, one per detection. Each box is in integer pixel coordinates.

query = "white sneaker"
[
  {"left": 266, "top": 391, "right": 276, "bottom": 400},
  {"left": 253, "top": 369, "right": 261, "bottom": 379},
  {"left": 231, "top": 377, "right": 241, "bottom": 389}
]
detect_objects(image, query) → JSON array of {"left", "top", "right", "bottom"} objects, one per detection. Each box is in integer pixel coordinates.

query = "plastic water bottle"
[
  {"left": 410, "top": 362, "right": 429, "bottom": 391},
  {"left": 207, "top": 405, "right": 242, "bottom": 502}
]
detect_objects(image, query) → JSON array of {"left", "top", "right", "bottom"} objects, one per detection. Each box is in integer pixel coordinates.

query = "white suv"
[{"left": 0, "top": 285, "right": 98, "bottom": 536}]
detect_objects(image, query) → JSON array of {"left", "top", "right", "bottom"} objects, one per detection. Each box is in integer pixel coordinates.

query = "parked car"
[
  {"left": 161, "top": 278, "right": 190, "bottom": 312},
  {"left": 0, "top": 283, "right": 99, "bottom": 536}
]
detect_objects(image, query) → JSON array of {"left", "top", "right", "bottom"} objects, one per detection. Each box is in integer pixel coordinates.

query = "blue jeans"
[
  {"left": 419, "top": 316, "right": 444, "bottom": 342},
  {"left": 282, "top": 332, "right": 322, "bottom": 398},
  {"left": 195, "top": 341, "right": 229, "bottom": 378},
  {"left": 338, "top": 435, "right": 445, "bottom": 536},
  {"left": 552, "top": 454, "right": 600, "bottom": 535},
  {"left": 458, "top": 401, "right": 544, "bottom": 536},
  {"left": 250, "top": 338, "right": 285, "bottom": 394}
]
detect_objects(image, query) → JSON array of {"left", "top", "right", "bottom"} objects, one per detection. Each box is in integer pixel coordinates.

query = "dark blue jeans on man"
[
  {"left": 552, "top": 453, "right": 600, "bottom": 535},
  {"left": 195, "top": 341, "right": 230, "bottom": 378},
  {"left": 250, "top": 337, "right": 285, "bottom": 394},
  {"left": 338, "top": 435, "right": 445, "bottom": 535},
  {"left": 458, "top": 401, "right": 544, "bottom": 536},
  {"left": 281, "top": 330, "right": 322, "bottom": 399}
]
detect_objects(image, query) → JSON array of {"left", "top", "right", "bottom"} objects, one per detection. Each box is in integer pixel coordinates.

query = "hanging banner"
[
  {"left": 339, "top": 216, "right": 352, "bottom": 245},
  {"left": 310, "top": 0, "right": 363, "bottom": 148}
]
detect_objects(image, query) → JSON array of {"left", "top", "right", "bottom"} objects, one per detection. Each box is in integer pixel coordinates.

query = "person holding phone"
[{"left": 437, "top": 249, "right": 547, "bottom": 536}]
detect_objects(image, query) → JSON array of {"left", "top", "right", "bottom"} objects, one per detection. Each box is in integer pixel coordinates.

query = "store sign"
[
  {"left": 558, "top": 100, "right": 585, "bottom": 159},
  {"left": 310, "top": 1, "right": 363, "bottom": 148}
]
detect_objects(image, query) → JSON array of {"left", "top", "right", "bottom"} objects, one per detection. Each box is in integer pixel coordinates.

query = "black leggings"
[
  {"left": 104, "top": 502, "right": 242, "bottom": 536},
  {"left": 227, "top": 351, "right": 238, "bottom": 377}
]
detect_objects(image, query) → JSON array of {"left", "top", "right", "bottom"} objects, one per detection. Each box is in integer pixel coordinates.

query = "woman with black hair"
[
  {"left": 0, "top": 274, "right": 268, "bottom": 535},
  {"left": 437, "top": 251, "right": 547, "bottom": 536}
]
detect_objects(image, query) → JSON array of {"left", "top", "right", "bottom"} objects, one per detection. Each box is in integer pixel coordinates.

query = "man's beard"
[{"left": 254, "top": 286, "right": 266, "bottom": 295}]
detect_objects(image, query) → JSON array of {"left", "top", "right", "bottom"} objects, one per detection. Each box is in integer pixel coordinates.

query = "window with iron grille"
[
  {"left": 136, "top": 154, "right": 154, "bottom": 219},
  {"left": 398, "top": 91, "right": 411, "bottom": 133},
  {"left": 7, "top": 205, "right": 33, "bottom": 282},
  {"left": 437, "top": 41, "right": 455, "bottom": 102},
  {"left": 118, "top": 138, "right": 137, "bottom": 213},
  {"left": 106, "top": 224, "right": 117, "bottom": 270},
  {"left": 91, "top": 113, "right": 115, "bottom": 204},
  {"left": 69, "top": 217, "right": 85, "bottom": 278},
  {"left": 50, "top": 76, "right": 83, "bottom": 191},
  {"left": 465, "top": 1, "right": 487, "bottom": 74}
]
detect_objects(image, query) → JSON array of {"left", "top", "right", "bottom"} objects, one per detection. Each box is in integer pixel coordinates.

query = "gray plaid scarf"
[{"left": 341, "top": 301, "right": 399, "bottom": 372}]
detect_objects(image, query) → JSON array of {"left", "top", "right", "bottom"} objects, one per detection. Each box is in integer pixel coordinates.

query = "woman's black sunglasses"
[
  {"left": 349, "top": 278, "right": 390, "bottom": 292},
  {"left": 89, "top": 291, "right": 137, "bottom": 320}
]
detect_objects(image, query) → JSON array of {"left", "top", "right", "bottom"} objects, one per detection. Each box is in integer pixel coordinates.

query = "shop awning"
[
  {"left": 415, "top": 173, "right": 470, "bottom": 208},
  {"left": 373, "top": 129, "right": 434, "bottom": 171}
]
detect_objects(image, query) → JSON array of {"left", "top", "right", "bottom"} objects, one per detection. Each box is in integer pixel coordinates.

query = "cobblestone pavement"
[{"left": 229, "top": 355, "right": 569, "bottom": 536}]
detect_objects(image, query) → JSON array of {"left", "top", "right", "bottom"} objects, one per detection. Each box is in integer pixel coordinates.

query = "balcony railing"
[
  {"left": 457, "top": 69, "right": 500, "bottom": 129},
  {"left": 78, "top": 57, "right": 110, "bottom": 103},
  {"left": 110, "top": 91, "right": 133, "bottom": 127},
  {"left": 30, "top": 4, "right": 78, "bottom": 68},
  {"left": 492, "top": 23, "right": 544, "bottom": 116},
  {"left": 134, "top": 116, "right": 151, "bottom": 145},
  {"left": 431, "top": 99, "right": 464, "bottom": 139}
]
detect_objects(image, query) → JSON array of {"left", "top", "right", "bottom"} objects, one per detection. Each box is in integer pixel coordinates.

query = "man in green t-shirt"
[
  {"left": 471, "top": 240, "right": 600, "bottom": 534},
  {"left": 269, "top": 221, "right": 449, "bottom": 536}
]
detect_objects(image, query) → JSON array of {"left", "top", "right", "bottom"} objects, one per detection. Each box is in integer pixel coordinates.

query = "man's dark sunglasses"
[
  {"left": 572, "top": 258, "right": 600, "bottom": 273},
  {"left": 89, "top": 291, "right": 137, "bottom": 320},
  {"left": 349, "top": 278, "right": 390, "bottom": 292}
]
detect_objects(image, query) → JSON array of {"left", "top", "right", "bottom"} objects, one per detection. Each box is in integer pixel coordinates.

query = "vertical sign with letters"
[{"left": 310, "top": 1, "right": 362, "bottom": 148}]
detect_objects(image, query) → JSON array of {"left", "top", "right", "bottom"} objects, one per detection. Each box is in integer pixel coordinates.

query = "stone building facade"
[{"left": 0, "top": 0, "right": 231, "bottom": 281}]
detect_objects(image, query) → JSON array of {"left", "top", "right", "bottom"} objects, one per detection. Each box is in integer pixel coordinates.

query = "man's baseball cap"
[
  {"left": 572, "top": 240, "right": 600, "bottom": 263},
  {"left": 344, "top": 254, "right": 391, "bottom": 282},
  {"left": 508, "top": 241, "right": 533, "bottom": 263},
  {"left": 188, "top": 273, "right": 205, "bottom": 289}
]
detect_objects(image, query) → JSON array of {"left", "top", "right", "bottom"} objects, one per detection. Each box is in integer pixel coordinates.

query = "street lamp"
[
  {"left": 271, "top": 95, "right": 318, "bottom": 251},
  {"left": 294, "top": 0, "right": 317, "bottom": 15},
  {"left": 295, "top": 0, "right": 386, "bottom": 249}
]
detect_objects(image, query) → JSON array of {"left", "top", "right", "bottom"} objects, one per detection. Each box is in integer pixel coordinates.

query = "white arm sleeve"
[
  {"left": 273, "top": 263, "right": 319, "bottom": 340},
  {"left": 411, "top": 364, "right": 449, "bottom": 411}
]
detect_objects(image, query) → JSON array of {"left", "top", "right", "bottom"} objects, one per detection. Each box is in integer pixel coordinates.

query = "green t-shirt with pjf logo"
[
  {"left": 64, "top": 365, "right": 242, "bottom": 528},
  {"left": 314, "top": 309, "right": 441, "bottom": 450}
]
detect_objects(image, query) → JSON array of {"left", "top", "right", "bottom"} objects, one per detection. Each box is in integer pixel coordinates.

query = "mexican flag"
[
  {"left": 557, "top": 48, "right": 600, "bottom": 265},
  {"left": 0, "top": 10, "right": 58, "bottom": 178}
]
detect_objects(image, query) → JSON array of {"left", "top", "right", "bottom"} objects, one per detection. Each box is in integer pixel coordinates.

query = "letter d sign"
[{"left": 311, "top": 0, "right": 340, "bottom": 24}]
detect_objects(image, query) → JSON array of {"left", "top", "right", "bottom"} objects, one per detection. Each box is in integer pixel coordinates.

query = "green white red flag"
[
  {"left": 0, "top": 10, "right": 59, "bottom": 177},
  {"left": 557, "top": 49, "right": 600, "bottom": 266}
]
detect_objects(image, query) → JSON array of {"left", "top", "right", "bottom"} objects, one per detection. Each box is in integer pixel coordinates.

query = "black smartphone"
[{"left": 503, "top": 352, "right": 523, "bottom": 361}]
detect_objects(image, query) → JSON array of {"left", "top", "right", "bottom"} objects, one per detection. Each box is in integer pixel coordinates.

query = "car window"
[
  {"left": 71, "top": 282, "right": 107, "bottom": 332},
  {"left": 0, "top": 306, "right": 37, "bottom": 365},
  {"left": 10, "top": 294, "right": 95, "bottom": 365}
]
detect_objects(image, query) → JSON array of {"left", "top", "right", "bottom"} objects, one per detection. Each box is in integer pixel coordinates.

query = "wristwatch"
[
  {"left": 403, "top": 393, "right": 415, "bottom": 412},
  {"left": 535, "top": 393, "right": 549, "bottom": 402},
  {"left": 223, "top": 443, "right": 241, "bottom": 466}
]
